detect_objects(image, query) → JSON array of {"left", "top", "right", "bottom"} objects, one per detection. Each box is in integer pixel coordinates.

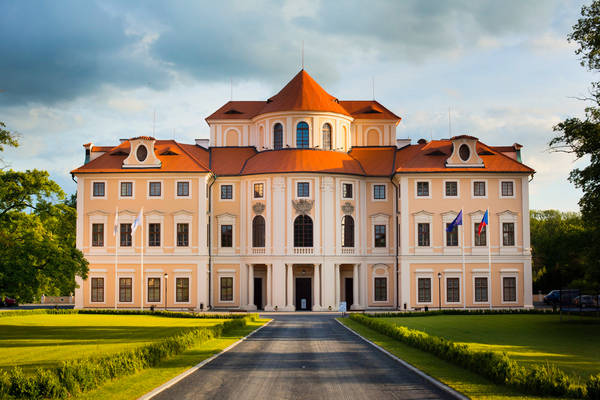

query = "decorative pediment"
[
  {"left": 87, "top": 210, "right": 110, "bottom": 216},
  {"left": 469, "top": 209, "right": 486, "bottom": 217},
  {"left": 122, "top": 137, "right": 162, "bottom": 169},
  {"left": 119, "top": 209, "right": 138, "bottom": 216},
  {"left": 146, "top": 209, "right": 165, "bottom": 216},
  {"left": 172, "top": 209, "right": 194, "bottom": 216},
  {"left": 341, "top": 202, "right": 354, "bottom": 215},
  {"left": 252, "top": 202, "right": 265, "bottom": 215},
  {"left": 445, "top": 135, "right": 484, "bottom": 168},
  {"left": 412, "top": 210, "right": 433, "bottom": 217},
  {"left": 441, "top": 210, "right": 459, "bottom": 218},
  {"left": 216, "top": 213, "right": 237, "bottom": 223},
  {"left": 292, "top": 199, "right": 313, "bottom": 215},
  {"left": 497, "top": 210, "right": 519, "bottom": 217}
]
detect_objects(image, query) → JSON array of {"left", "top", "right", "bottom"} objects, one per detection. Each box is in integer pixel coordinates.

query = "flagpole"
[
  {"left": 461, "top": 208, "right": 466, "bottom": 310},
  {"left": 115, "top": 207, "right": 118, "bottom": 310},
  {"left": 140, "top": 208, "right": 144, "bottom": 311},
  {"left": 488, "top": 207, "right": 492, "bottom": 310}
]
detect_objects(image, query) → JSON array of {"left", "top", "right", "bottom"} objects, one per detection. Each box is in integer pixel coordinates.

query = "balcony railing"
[
  {"left": 341, "top": 247, "right": 355, "bottom": 255},
  {"left": 252, "top": 248, "right": 265, "bottom": 254},
  {"left": 293, "top": 247, "right": 314, "bottom": 255}
]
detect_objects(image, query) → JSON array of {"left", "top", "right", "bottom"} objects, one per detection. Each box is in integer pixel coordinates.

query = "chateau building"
[{"left": 72, "top": 70, "right": 534, "bottom": 311}]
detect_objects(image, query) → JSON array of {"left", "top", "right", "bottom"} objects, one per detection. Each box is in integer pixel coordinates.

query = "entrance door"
[
  {"left": 253, "top": 277, "right": 263, "bottom": 310},
  {"left": 345, "top": 278, "right": 354, "bottom": 307},
  {"left": 295, "top": 278, "right": 312, "bottom": 311}
]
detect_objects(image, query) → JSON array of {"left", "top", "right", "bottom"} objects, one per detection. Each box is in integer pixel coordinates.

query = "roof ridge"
[
  {"left": 173, "top": 141, "right": 210, "bottom": 171},
  {"left": 346, "top": 151, "right": 368, "bottom": 176},
  {"left": 477, "top": 140, "right": 535, "bottom": 173}
]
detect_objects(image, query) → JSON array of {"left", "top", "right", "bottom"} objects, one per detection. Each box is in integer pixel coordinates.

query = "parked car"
[
  {"left": 1, "top": 297, "right": 18, "bottom": 307},
  {"left": 543, "top": 290, "right": 560, "bottom": 305},
  {"left": 574, "top": 295, "right": 596, "bottom": 308}
]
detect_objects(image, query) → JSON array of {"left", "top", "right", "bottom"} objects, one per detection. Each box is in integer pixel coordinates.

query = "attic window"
[
  {"left": 459, "top": 144, "right": 470, "bottom": 161},
  {"left": 425, "top": 150, "right": 446, "bottom": 156},
  {"left": 224, "top": 109, "right": 243, "bottom": 115},
  {"left": 136, "top": 145, "right": 148, "bottom": 162},
  {"left": 478, "top": 149, "right": 495, "bottom": 156},
  {"left": 160, "top": 148, "right": 179, "bottom": 155},
  {"left": 110, "top": 150, "right": 128, "bottom": 156},
  {"left": 363, "top": 106, "right": 382, "bottom": 114}
]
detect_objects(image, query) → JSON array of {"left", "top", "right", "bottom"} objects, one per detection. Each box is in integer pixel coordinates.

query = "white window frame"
[
  {"left": 472, "top": 273, "right": 490, "bottom": 305},
  {"left": 370, "top": 213, "right": 389, "bottom": 253},
  {"left": 175, "top": 180, "right": 192, "bottom": 199},
  {"left": 341, "top": 181, "right": 355, "bottom": 200},
  {"left": 294, "top": 119, "right": 312, "bottom": 148},
  {"left": 469, "top": 210, "right": 489, "bottom": 255},
  {"left": 174, "top": 212, "right": 193, "bottom": 252},
  {"left": 173, "top": 274, "right": 192, "bottom": 305},
  {"left": 444, "top": 273, "right": 462, "bottom": 305},
  {"left": 217, "top": 272, "right": 235, "bottom": 303},
  {"left": 117, "top": 213, "right": 136, "bottom": 253},
  {"left": 88, "top": 214, "right": 108, "bottom": 253},
  {"left": 146, "top": 275, "right": 163, "bottom": 304},
  {"left": 413, "top": 211, "right": 433, "bottom": 254},
  {"left": 117, "top": 274, "right": 135, "bottom": 304},
  {"left": 118, "top": 180, "right": 135, "bottom": 200},
  {"left": 500, "top": 271, "right": 519, "bottom": 304},
  {"left": 498, "top": 211, "right": 519, "bottom": 253},
  {"left": 146, "top": 213, "right": 164, "bottom": 251},
  {"left": 89, "top": 275, "right": 106, "bottom": 304},
  {"left": 443, "top": 180, "right": 459, "bottom": 199},
  {"left": 416, "top": 273, "right": 433, "bottom": 306},
  {"left": 499, "top": 179, "right": 516, "bottom": 199},
  {"left": 372, "top": 265, "right": 389, "bottom": 303},
  {"left": 91, "top": 180, "right": 107, "bottom": 199},
  {"left": 216, "top": 213, "right": 236, "bottom": 254},
  {"left": 295, "top": 181, "right": 311, "bottom": 199},
  {"left": 471, "top": 179, "right": 488, "bottom": 199},
  {"left": 441, "top": 211, "right": 461, "bottom": 255},
  {"left": 252, "top": 181, "right": 265, "bottom": 199},
  {"left": 147, "top": 180, "right": 164, "bottom": 199},
  {"left": 371, "top": 183, "right": 387, "bottom": 201},
  {"left": 415, "top": 180, "right": 432, "bottom": 199},
  {"left": 218, "top": 182, "right": 235, "bottom": 202}
]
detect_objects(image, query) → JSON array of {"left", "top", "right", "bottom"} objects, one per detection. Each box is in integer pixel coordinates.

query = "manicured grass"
[
  {"left": 0, "top": 313, "right": 232, "bottom": 373},
  {"left": 74, "top": 318, "right": 269, "bottom": 400},
  {"left": 381, "top": 314, "right": 599, "bottom": 381},
  {"left": 339, "top": 318, "right": 565, "bottom": 400}
]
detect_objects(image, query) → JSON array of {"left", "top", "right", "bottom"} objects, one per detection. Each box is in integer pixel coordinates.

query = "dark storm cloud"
[{"left": 0, "top": 0, "right": 559, "bottom": 106}]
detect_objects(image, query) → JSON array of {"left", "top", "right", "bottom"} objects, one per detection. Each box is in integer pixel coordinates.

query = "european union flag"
[{"left": 446, "top": 210, "right": 463, "bottom": 232}]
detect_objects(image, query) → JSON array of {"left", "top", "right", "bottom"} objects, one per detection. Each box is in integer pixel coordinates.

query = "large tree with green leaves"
[{"left": 0, "top": 122, "right": 88, "bottom": 302}]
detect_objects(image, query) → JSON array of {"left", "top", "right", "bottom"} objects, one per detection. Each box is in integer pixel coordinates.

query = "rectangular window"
[
  {"left": 445, "top": 181, "right": 458, "bottom": 197},
  {"left": 342, "top": 183, "right": 353, "bottom": 199},
  {"left": 148, "top": 223, "right": 161, "bottom": 247},
  {"left": 92, "top": 223, "right": 104, "bottom": 247},
  {"left": 373, "top": 184, "right": 386, "bottom": 200},
  {"left": 120, "top": 223, "right": 132, "bottom": 247},
  {"left": 120, "top": 182, "right": 133, "bottom": 197},
  {"left": 177, "top": 181, "right": 190, "bottom": 197},
  {"left": 374, "top": 225, "right": 386, "bottom": 247},
  {"left": 147, "top": 277, "right": 161, "bottom": 302},
  {"left": 503, "top": 222, "right": 515, "bottom": 246},
  {"left": 220, "top": 277, "right": 233, "bottom": 301},
  {"left": 474, "top": 223, "right": 486, "bottom": 246},
  {"left": 91, "top": 277, "right": 104, "bottom": 302},
  {"left": 446, "top": 278, "right": 460, "bottom": 303},
  {"left": 220, "top": 184, "right": 233, "bottom": 199},
  {"left": 177, "top": 223, "right": 189, "bottom": 247},
  {"left": 446, "top": 223, "right": 458, "bottom": 246},
  {"left": 501, "top": 181, "right": 514, "bottom": 197},
  {"left": 473, "top": 181, "right": 486, "bottom": 197},
  {"left": 417, "top": 181, "right": 429, "bottom": 197},
  {"left": 474, "top": 277, "right": 488, "bottom": 302},
  {"left": 417, "top": 223, "right": 430, "bottom": 247},
  {"left": 149, "top": 182, "right": 161, "bottom": 197},
  {"left": 176, "top": 277, "right": 190, "bottom": 302},
  {"left": 221, "top": 225, "right": 233, "bottom": 247},
  {"left": 503, "top": 277, "right": 517, "bottom": 302},
  {"left": 119, "top": 277, "right": 132, "bottom": 302},
  {"left": 418, "top": 278, "right": 431, "bottom": 303},
  {"left": 92, "top": 182, "right": 105, "bottom": 197},
  {"left": 253, "top": 183, "right": 264, "bottom": 198},
  {"left": 297, "top": 182, "right": 309, "bottom": 197},
  {"left": 374, "top": 277, "right": 387, "bottom": 301}
]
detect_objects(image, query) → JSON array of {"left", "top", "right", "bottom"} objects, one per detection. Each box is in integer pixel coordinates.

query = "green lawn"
[
  {"left": 0, "top": 313, "right": 232, "bottom": 373},
  {"left": 381, "top": 314, "right": 599, "bottom": 381},
  {"left": 339, "top": 318, "right": 565, "bottom": 400}
]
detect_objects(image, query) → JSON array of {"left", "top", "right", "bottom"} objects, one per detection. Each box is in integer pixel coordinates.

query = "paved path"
[{"left": 152, "top": 314, "right": 456, "bottom": 400}]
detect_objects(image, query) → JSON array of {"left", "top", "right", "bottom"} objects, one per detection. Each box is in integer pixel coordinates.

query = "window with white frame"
[
  {"left": 120, "top": 182, "right": 133, "bottom": 197},
  {"left": 445, "top": 181, "right": 458, "bottom": 197},
  {"left": 342, "top": 183, "right": 353, "bottom": 199},
  {"left": 221, "top": 225, "right": 233, "bottom": 247},
  {"left": 92, "top": 182, "right": 105, "bottom": 197},
  {"left": 119, "top": 277, "right": 132, "bottom": 302},
  {"left": 149, "top": 181, "right": 161, "bottom": 197},
  {"left": 417, "top": 181, "right": 429, "bottom": 197},
  {"left": 446, "top": 277, "right": 460, "bottom": 303},
  {"left": 501, "top": 181, "right": 514, "bottom": 197},
  {"left": 473, "top": 181, "right": 486, "bottom": 197},
  {"left": 147, "top": 278, "right": 161, "bottom": 302},
  {"left": 474, "top": 223, "right": 486, "bottom": 246},
  {"left": 253, "top": 183, "right": 264, "bottom": 199},
  {"left": 503, "top": 276, "right": 517, "bottom": 302},
  {"left": 503, "top": 222, "right": 515, "bottom": 246},
  {"left": 374, "top": 225, "right": 386, "bottom": 247},
  {"left": 220, "top": 276, "right": 233, "bottom": 301},
  {"left": 446, "top": 223, "right": 458, "bottom": 246},
  {"left": 120, "top": 223, "right": 132, "bottom": 247},
  {"left": 374, "top": 277, "right": 387, "bottom": 302},
  {"left": 297, "top": 182, "right": 310, "bottom": 198},
  {"left": 418, "top": 278, "right": 431, "bottom": 302},
  {"left": 220, "top": 184, "right": 233, "bottom": 200},
  {"left": 92, "top": 223, "right": 104, "bottom": 247},
  {"left": 177, "top": 223, "right": 189, "bottom": 247},
  {"left": 177, "top": 181, "right": 190, "bottom": 197},
  {"left": 176, "top": 277, "right": 190, "bottom": 302},
  {"left": 474, "top": 277, "right": 488, "bottom": 302},
  {"left": 373, "top": 184, "right": 386, "bottom": 200},
  {"left": 418, "top": 223, "right": 430, "bottom": 246},
  {"left": 91, "top": 277, "right": 104, "bottom": 302},
  {"left": 148, "top": 223, "right": 161, "bottom": 247}
]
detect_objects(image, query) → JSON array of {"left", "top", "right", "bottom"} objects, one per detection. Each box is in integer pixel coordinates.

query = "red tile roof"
[
  {"left": 339, "top": 101, "right": 401, "bottom": 121},
  {"left": 206, "top": 101, "right": 266, "bottom": 121},
  {"left": 209, "top": 147, "right": 258, "bottom": 175},
  {"left": 349, "top": 147, "right": 398, "bottom": 176}
]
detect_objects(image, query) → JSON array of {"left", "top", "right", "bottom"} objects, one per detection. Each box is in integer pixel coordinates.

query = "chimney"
[
  {"left": 195, "top": 139, "right": 210, "bottom": 148},
  {"left": 83, "top": 143, "right": 92, "bottom": 164}
]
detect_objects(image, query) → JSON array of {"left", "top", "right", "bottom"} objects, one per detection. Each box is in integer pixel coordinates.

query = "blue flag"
[{"left": 446, "top": 210, "right": 463, "bottom": 232}]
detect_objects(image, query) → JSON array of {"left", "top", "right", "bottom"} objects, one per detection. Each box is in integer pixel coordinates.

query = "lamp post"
[
  {"left": 164, "top": 273, "right": 168, "bottom": 311},
  {"left": 437, "top": 272, "right": 442, "bottom": 310}
]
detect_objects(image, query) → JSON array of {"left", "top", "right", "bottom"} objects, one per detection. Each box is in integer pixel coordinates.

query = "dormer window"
[
  {"left": 136, "top": 145, "right": 148, "bottom": 162},
  {"left": 446, "top": 135, "right": 484, "bottom": 168},
  {"left": 122, "top": 137, "right": 161, "bottom": 169},
  {"left": 459, "top": 144, "right": 470, "bottom": 161}
]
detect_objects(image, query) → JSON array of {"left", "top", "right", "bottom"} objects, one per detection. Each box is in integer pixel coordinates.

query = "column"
[
  {"left": 272, "top": 177, "right": 286, "bottom": 255},
  {"left": 314, "top": 264, "right": 321, "bottom": 310},
  {"left": 272, "top": 261, "right": 286, "bottom": 310},
  {"left": 321, "top": 261, "right": 335, "bottom": 310},
  {"left": 351, "top": 263, "right": 359, "bottom": 310},
  {"left": 265, "top": 264, "right": 273, "bottom": 310},
  {"left": 334, "top": 264, "right": 340, "bottom": 308},
  {"left": 248, "top": 264, "right": 256, "bottom": 310},
  {"left": 286, "top": 264, "right": 294, "bottom": 310},
  {"left": 321, "top": 177, "right": 335, "bottom": 255}
]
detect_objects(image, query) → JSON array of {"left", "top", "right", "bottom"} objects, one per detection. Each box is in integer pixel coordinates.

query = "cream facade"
[{"left": 72, "top": 70, "right": 534, "bottom": 311}]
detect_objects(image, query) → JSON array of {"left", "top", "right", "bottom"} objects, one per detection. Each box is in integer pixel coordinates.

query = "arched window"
[
  {"left": 252, "top": 216, "right": 265, "bottom": 247},
  {"left": 342, "top": 215, "right": 354, "bottom": 247},
  {"left": 273, "top": 123, "right": 283, "bottom": 150},
  {"left": 322, "top": 123, "right": 332, "bottom": 150},
  {"left": 294, "top": 215, "right": 313, "bottom": 247},
  {"left": 296, "top": 122, "right": 309, "bottom": 148}
]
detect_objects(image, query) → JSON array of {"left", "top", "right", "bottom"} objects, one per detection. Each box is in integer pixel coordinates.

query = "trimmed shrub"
[
  {"left": 0, "top": 308, "right": 258, "bottom": 320},
  {"left": 364, "top": 309, "right": 558, "bottom": 318},
  {"left": 588, "top": 374, "right": 600, "bottom": 400}
]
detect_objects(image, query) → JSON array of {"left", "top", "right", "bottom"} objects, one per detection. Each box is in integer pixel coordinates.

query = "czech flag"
[
  {"left": 478, "top": 209, "right": 488, "bottom": 235},
  {"left": 446, "top": 210, "right": 463, "bottom": 232}
]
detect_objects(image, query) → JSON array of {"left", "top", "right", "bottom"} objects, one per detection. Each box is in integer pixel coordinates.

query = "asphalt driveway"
[{"left": 150, "top": 313, "right": 457, "bottom": 400}]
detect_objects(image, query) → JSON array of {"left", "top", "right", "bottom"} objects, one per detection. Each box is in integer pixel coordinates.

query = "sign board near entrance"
[
  {"left": 339, "top": 301, "right": 347, "bottom": 312},
  {"left": 301, "top": 298, "right": 307, "bottom": 310}
]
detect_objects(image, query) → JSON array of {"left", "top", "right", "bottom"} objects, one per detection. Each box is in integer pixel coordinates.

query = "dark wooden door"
[
  {"left": 345, "top": 278, "right": 354, "bottom": 307},
  {"left": 253, "top": 277, "right": 263, "bottom": 310},
  {"left": 295, "top": 278, "right": 312, "bottom": 311}
]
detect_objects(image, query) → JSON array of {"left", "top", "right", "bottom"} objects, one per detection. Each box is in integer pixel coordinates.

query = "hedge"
[
  {"left": 0, "top": 308, "right": 256, "bottom": 320},
  {"left": 349, "top": 313, "right": 588, "bottom": 399},
  {"left": 364, "top": 309, "right": 559, "bottom": 318},
  {"left": 0, "top": 316, "right": 255, "bottom": 399}
]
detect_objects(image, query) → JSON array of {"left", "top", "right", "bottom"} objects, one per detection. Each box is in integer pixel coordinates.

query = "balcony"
[
  {"left": 252, "top": 248, "right": 266, "bottom": 255},
  {"left": 293, "top": 247, "right": 314, "bottom": 255},
  {"left": 341, "top": 247, "right": 355, "bottom": 255}
]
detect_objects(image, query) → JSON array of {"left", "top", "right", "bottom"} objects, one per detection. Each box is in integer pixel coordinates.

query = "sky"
[{"left": 0, "top": 0, "right": 594, "bottom": 211}]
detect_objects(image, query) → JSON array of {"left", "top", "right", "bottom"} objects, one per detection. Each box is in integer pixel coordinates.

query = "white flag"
[
  {"left": 131, "top": 208, "right": 143, "bottom": 233},
  {"left": 113, "top": 207, "right": 119, "bottom": 237}
]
